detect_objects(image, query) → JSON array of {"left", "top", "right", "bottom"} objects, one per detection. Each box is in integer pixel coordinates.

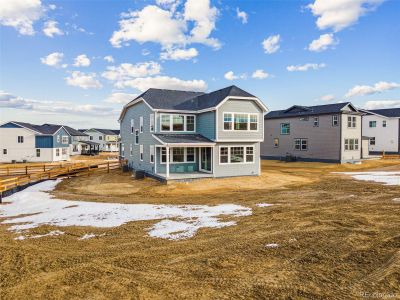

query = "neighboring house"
[
  {"left": 119, "top": 85, "right": 268, "bottom": 181},
  {"left": 83, "top": 128, "right": 119, "bottom": 152},
  {"left": 361, "top": 108, "right": 400, "bottom": 155},
  {"left": 0, "top": 122, "right": 71, "bottom": 162},
  {"left": 261, "top": 103, "right": 364, "bottom": 163},
  {"left": 63, "top": 126, "right": 89, "bottom": 156}
]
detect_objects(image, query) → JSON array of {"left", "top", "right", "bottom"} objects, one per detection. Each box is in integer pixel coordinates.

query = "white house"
[
  {"left": 82, "top": 128, "right": 120, "bottom": 152},
  {"left": 64, "top": 126, "right": 89, "bottom": 156},
  {"left": 361, "top": 108, "right": 400, "bottom": 155}
]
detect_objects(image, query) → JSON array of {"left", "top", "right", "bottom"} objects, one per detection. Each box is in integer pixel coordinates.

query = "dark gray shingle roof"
[
  {"left": 265, "top": 102, "right": 356, "bottom": 119},
  {"left": 91, "top": 128, "right": 119, "bottom": 135},
  {"left": 13, "top": 122, "right": 62, "bottom": 135},
  {"left": 154, "top": 134, "right": 215, "bottom": 144},
  {"left": 367, "top": 108, "right": 400, "bottom": 118},
  {"left": 63, "top": 126, "right": 88, "bottom": 136}
]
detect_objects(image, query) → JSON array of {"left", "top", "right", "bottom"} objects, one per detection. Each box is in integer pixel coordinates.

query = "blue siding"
[
  {"left": 155, "top": 148, "right": 199, "bottom": 173},
  {"left": 197, "top": 111, "right": 215, "bottom": 140},
  {"left": 36, "top": 136, "right": 53, "bottom": 148},
  {"left": 53, "top": 127, "right": 70, "bottom": 147},
  {"left": 0, "top": 122, "right": 22, "bottom": 128}
]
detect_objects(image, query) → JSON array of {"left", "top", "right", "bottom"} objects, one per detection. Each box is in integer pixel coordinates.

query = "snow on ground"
[
  {"left": 393, "top": 198, "right": 400, "bottom": 202},
  {"left": 0, "top": 180, "right": 252, "bottom": 240},
  {"left": 14, "top": 230, "right": 64, "bottom": 241},
  {"left": 256, "top": 203, "right": 273, "bottom": 208},
  {"left": 334, "top": 171, "right": 400, "bottom": 186},
  {"left": 265, "top": 243, "right": 279, "bottom": 248}
]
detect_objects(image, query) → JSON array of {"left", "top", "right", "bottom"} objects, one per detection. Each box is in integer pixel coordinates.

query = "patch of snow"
[
  {"left": 256, "top": 203, "right": 273, "bottom": 208},
  {"left": 393, "top": 198, "right": 400, "bottom": 202},
  {"left": 265, "top": 243, "right": 279, "bottom": 248},
  {"left": 334, "top": 171, "right": 400, "bottom": 186},
  {"left": 1, "top": 180, "right": 252, "bottom": 240},
  {"left": 14, "top": 230, "right": 64, "bottom": 240},
  {"left": 79, "top": 233, "right": 97, "bottom": 240}
]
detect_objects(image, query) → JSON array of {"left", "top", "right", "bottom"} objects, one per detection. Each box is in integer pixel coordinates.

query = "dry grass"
[{"left": 1, "top": 159, "right": 400, "bottom": 299}]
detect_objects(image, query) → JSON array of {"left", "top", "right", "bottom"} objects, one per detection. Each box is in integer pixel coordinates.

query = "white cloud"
[
  {"left": 160, "top": 47, "right": 198, "bottom": 60},
  {"left": 40, "top": 52, "right": 66, "bottom": 68},
  {"left": 42, "top": 20, "right": 63, "bottom": 37},
  {"left": 156, "top": 0, "right": 180, "bottom": 12},
  {"left": 48, "top": 4, "right": 56, "bottom": 10},
  {"left": 252, "top": 69, "right": 269, "bottom": 79},
  {"left": 73, "top": 54, "right": 91, "bottom": 67},
  {"left": 115, "top": 76, "right": 207, "bottom": 92},
  {"left": 0, "top": 0, "right": 44, "bottom": 35},
  {"left": 224, "top": 71, "right": 246, "bottom": 81},
  {"left": 345, "top": 81, "right": 400, "bottom": 98},
  {"left": 287, "top": 63, "right": 326, "bottom": 72},
  {"left": 363, "top": 100, "right": 400, "bottom": 110},
  {"left": 308, "top": 33, "right": 337, "bottom": 52},
  {"left": 65, "top": 71, "right": 102, "bottom": 89},
  {"left": 262, "top": 34, "right": 280, "bottom": 54},
  {"left": 104, "top": 55, "right": 114, "bottom": 63},
  {"left": 102, "top": 62, "right": 162, "bottom": 86},
  {"left": 318, "top": 94, "right": 335, "bottom": 102},
  {"left": 104, "top": 92, "right": 138, "bottom": 104},
  {"left": 236, "top": 7, "right": 248, "bottom": 24},
  {"left": 308, "top": 0, "right": 384, "bottom": 32}
]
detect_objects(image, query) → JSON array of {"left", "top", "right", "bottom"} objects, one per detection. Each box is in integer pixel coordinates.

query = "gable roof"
[
  {"left": 364, "top": 108, "right": 400, "bottom": 118},
  {"left": 265, "top": 102, "right": 359, "bottom": 119},
  {"left": 64, "top": 126, "right": 88, "bottom": 136},
  {"left": 1, "top": 121, "right": 84, "bottom": 136},
  {"left": 87, "top": 128, "right": 119, "bottom": 135},
  {"left": 120, "top": 85, "right": 265, "bottom": 121}
]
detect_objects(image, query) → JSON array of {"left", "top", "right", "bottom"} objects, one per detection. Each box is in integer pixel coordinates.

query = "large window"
[
  {"left": 332, "top": 115, "right": 339, "bottom": 126},
  {"left": 234, "top": 114, "right": 248, "bottom": 130},
  {"left": 62, "top": 136, "right": 69, "bottom": 144},
  {"left": 344, "top": 138, "right": 359, "bottom": 151},
  {"left": 280, "top": 123, "right": 290, "bottom": 135},
  {"left": 160, "top": 147, "right": 196, "bottom": 163},
  {"left": 219, "top": 146, "right": 255, "bottom": 164},
  {"left": 173, "top": 115, "right": 185, "bottom": 131},
  {"left": 161, "top": 115, "right": 170, "bottom": 131},
  {"left": 369, "top": 137, "right": 376, "bottom": 146},
  {"left": 348, "top": 116, "right": 357, "bottom": 128},
  {"left": 223, "top": 113, "right": 258, "bottom": 131},
  {"left": 172, "top": 147, "right": 185, "bottom": 162},
  {"left": 17, "top": 136, "right": 24, "bottom": 143},
  {"left": 160, "top": 114, "right": 195, "bottom": 132},
  {"left": 294, "top": 139, "right": 308, "bottom": 151},
  {"left": 369, "top": 121, "right": 376, "bottom": 128},
  {"left": 36, "top": 149, "right": 40, "bottom": 157}
]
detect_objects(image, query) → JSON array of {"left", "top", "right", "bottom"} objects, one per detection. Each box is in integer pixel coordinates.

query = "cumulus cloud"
[
  {"left": 236, "top": 7, "right": 248, "bottom": 24},
  {"left": 65, "top": 71, "right": 102, "bottom": 89},
  {"left": 110, "top": 0, "right": 220, "bottom": 52},
  {"left": 104, "top": 55, "right": 114, "bottom": 63},
  {"left": 308, "top": 0, "right": 384, "bottom": 32},
  {"left": 363, "top": 100, "right": 400, "bottom": 110},
  {"left": 102, "top": 61, "right": 162, "bottom": 85},
  {"left": 73, "top": 54, "right": 91, "bottom": 67},
  {"left": 160, "top": 47, "right": 198, "bottom": 60},
  {"left": 345, "top": 81, "right": 400, "bottom": 98},
  {"left": 252, "top": 69, "right": 269, "bottom": 79},
  {"left": 0, "top": 0, "right": 44, "bottom": 35},
  {"left": 40, "top": 52, "right": 66, "bottom": 68},
  {"left": 42, "top": 20, "right": 63, "bottom": 37},
  {"left": 262, "top": 34, "right": 280, "bottom": 54},
  {"left": 287, "top": 63, "right": 326, "bottom": 72},
  {"left": 224, "top": 71, "right": 246, "bottom": 81},
  {"left": 104, "top": 92, "right": 138, "bottom": 104},
  {"left": 156, "top": 0, "right": 180, "bottom": 12},
  {"left": 308, "top": 33, "right": 337, "bottom": 52},
  {"left": 318, "top": 94, "right": 335, "bottom": 102}
]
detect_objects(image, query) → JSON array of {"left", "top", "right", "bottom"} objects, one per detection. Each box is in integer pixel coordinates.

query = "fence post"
[
  {"left": 107, "top": 162, "right": 110, "bottom": 173},
  {"left": 7, "top": 167, "right": 9, "bottom": 176},
  {"left": 43, "top": 164, "right": 46, "bottom": 172},
  {"left": 25, "top": 166, "right": 28, "bottom": 175}
]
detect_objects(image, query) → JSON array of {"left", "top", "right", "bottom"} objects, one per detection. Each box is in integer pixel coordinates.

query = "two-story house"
[
  {"left": 83, "top": 128, "right": 119, "bottom": 152},
  {"left": 0, "top": 122, "right": 71, "bottom": 162},
  {"left": 119, "top": 85, "right": 268, "bottom": 181},
  {"left": 260, "top": 103, "right": 364, "bottom": 163},
  {"left": 361, "top": 108, "right": 400, "bottom": 155}
]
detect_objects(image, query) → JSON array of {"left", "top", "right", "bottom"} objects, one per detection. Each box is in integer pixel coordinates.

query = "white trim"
[
  {"left": 139, "top": 144, "right": 143, "bottom": 161},
  {"left": 150, "top": 114, "right": 154, "bottom": 132},
  {"left": 215, "top": 139, "right": 263, "bottom": 142},
  {"left": 130, "top": 143, "right": 133, "bottom": 156},
  {"left": 152, "top": 134, "right": 166, "bottom": 145},
  {"left": 119, "top": 97, "right": 154, "bottom": 121},
  {"left": 199, "top": 147, "right": 213, "bottom": 173},
  {"left": 159, "top": 113, "right": 196, "bottom": 133},
  {"left": 150, "top": 145, "right": 155, "bottom": 163},
  {"left": 159, "top": 146, "right": 197, "bottom": 164},
  {"left": 218, "top": 145, "right": 255, "bottom": 165},
  {"left": 134, "top": 129, "right": 139, "bottom": 145},
  {"left": 358, "top": 109, "right": 397, "bottom": 119},
  {"left": 140, "top": 116, "right": 143, "bottom": 133},
  {"left": 216, "top": 96, "right": 268, "bottom": 112},
  {"left": 222, "top": 112, "right": 259, "bottom": 132}
]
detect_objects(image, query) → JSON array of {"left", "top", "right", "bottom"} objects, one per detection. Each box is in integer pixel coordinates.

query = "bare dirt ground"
[{"left": 1, "top": 160, "right": 400, "bottom": 299}]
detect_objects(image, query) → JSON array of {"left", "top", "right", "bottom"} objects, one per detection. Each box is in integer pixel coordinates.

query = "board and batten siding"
[
  {"left": 197, "top": 111, "right": 216, "bottom": 140},
  {"left": 216, "top": 99, "right": 264, "bottom": 141},
  {"left": 53, "top": 127, "right": 70, "bottom": 148},
  {"left": 120, "top": 101, "right": 160, "bottom": 174},
  {"left": 341, "top": 114, "right": 362, "bottom": 162},
  {"left": 261, "top": 114, "right": 342, "bottom": 162}
]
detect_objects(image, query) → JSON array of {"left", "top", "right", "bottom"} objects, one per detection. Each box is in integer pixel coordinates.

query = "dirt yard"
[{"left": 1, "top": 160, "right": 400, "bottom": 299}]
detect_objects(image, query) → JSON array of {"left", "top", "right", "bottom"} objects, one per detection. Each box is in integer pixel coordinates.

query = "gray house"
[
  {"left": 119, "top": 85, "right": 268, "bottom": 181},
  {"left": 260, "top": 103, "right": 364, "bottom": 163}
]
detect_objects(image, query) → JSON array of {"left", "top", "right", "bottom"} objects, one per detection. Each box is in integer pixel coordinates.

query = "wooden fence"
[
  {"left": 0, "top": 160, "right": 127, "bottom": 200},
  {"left": 0, "top": 162, "right": 87, "bottom": 176},
  {"left": 382, "top": 152, "right": 400, "bottom": 159}
]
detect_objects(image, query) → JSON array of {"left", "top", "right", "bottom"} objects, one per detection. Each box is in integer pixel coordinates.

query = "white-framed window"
[
  {"left": 234, "top": 114, "right": 248, "bottom": 130},
  {"left": 62, "top": 136, "right": 69, "bottom": 144},
  {"left": 56, "top": 148, "right": 60, "bottom": 156},
  {"left": 57, "top": 135, "right": 60, "bottom": 143},
  {"left": 130, "top": 144, "right": 133, "bottom": 156},
  {"left": 36, "top": 149, "right": 40, "bottom": 157},
  {"left": 347, "top": 116, "right": 357, "bottom": 128},
  {"left": 369, "top": 137, "right": 376, "bottom": 146},
  {"left": 172, "top": 147, "right": 184, "bottom": 162},
  {"left": 135, "top": 130, "right": 139, "bottom": 145},
  {"left": 294, "top": 138, "right": 308, "bottom": 151},
  {"left": 299, "top": 116, "right": 309, "bottom": 121},
  {"left": 121, "top": 144, "right": 125, "bottom": 157},
  {"left": 159, "top": 147, "right": 196, "bottom": 164},
  {"left": 62, "top": 148, "right": 67, "bottom": 155},
  {"left": 382, "top": 120, "right": 387, "bottom": 127},
  {"left": 274, "top": 138, "right": 279, "bottom": 147},
  {"left": 150, "top": 145, "right": 155, "bottom": 163},
  {"left": 150, "top": 114, "right": 154, "bottom": 132},
  {"left": 131, "top": 119, "right": 135, "bottom": 134},
  {"left": 140, "top": 116, "right": 143, "bottom": 133},
  {"left": 17, "top": 136, "right": 24, "bottom": 143},
  {"left": 161, "top": 148, "right": 167, "bottom": 163},
  {"left": 280, "top": 123, "right": 290, "bottom": 135},
  {"left": 219, "top": 146, "right": 255, "bottom": 164},
  {"left": 140, "top": 144, "right": 143, "bottom": 161},
  {"left": 313, "top": 117, "right": 319, "bottom": 127},
  {"left": 344, "top": 138, "right": 359, "bottom": 151},
  {"left": 332, "top": 115, "right": 339, "bottom": 126},
  {"left": 160, "top": 114, "right": 196, "bottom": 132},
  {"left": 223, "top": 113, "right": 258, "bottom": 131},
  {"left": 99, "top": 136, "right": 103, "bottom": 140},
  {"left": 249, "top": 114, "right": 258, "bottom": 130},
  {"left": 223, "top": 113, "right": 233, "bottom": 130},
  {"left": 369, "top": 121, "right": 376, "bottom": 128},
  {"left": 3, "top": 149, "right": 7, "bottom": 155},
  {"left": 90, "top": 136, "right": 93, "bottom": 140},
  {"left": 186, "top": 147, "right": 195, "bottom": 162}
]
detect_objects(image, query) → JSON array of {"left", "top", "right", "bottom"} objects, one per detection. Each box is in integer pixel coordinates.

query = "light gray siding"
[
  {"left": 261, "top": 114, "right": 342, "bottom": 162},
  {"left": 197, "top": 111, "right": 216, "bottom": 140},
  {"left": 217, "top": 99, "right": 264, "bottom": 141}
]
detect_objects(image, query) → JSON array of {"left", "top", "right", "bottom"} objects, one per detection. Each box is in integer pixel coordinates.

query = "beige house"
[{"left": 261, "top": 103, "right": 364, "bottom": 163}]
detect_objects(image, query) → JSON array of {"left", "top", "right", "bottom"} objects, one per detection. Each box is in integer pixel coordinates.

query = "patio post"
[{"left": 166, "top": 146, "right": 170, "bottom": 178}]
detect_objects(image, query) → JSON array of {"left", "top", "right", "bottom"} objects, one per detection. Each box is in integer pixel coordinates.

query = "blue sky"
[{"left": 1, "top": 0, "right": 399, "bottom": 129}]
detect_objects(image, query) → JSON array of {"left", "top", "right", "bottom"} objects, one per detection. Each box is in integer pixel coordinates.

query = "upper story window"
[
  {"left": 369, "top": 137, "right": 376, "bottom": 145},
  {"left": 99, "top": 136, "right": 103, "bottom": 140},
  {"left": 150, "top": 145, "right": 155, "bottom": 163},
  {"left": 90, "top": 136, "right": 93, "bottom": 140},
  {"left": 160, "top": 114, "right": 196, "bottom": 132},
  {"left": 299, "top": 116, "right": 309, "bottom": 121},
  {"left": 150, "top": 114, "right": 154, "bottom": 132},
  {"left": 313, "top": 117, "right": 319, "bottom": 127},
  {"left": 17, "top": 136, "right": 24, "bottom": 143},
  {"left": 280, "top": 123, "right": 290, "bottom": 135},
  {"left": 57, "top": 135, "right": 60, "bottom": 143},
  {"left": 3, "top": 149, "right": 7, "bottom": 155},
  {"left": 223, "top": 113, "right": 258, "bottom": 131},
  {"left": 135, "top": 130, "right": 139, "bottom": 145},
  {"left": 347, "top": 116, "right": 357, "bottom": 128},
  {"left": 332, "top": 115, "right": 339, "bottom": 126},
  {"left": 62, "top": 136, "right": 69, "bottom": 144},
  {"left": 369, "top": 121, "right": 376, "bottom": 128},
  {"left": 131, "top": 119, "right": 134, "bottom": 133},
  {"left": 382, "top": 120, "right": 387, "bottom": 127},
  {"left": 140, "top": 116, "right": 143, "bottom": 133}
]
